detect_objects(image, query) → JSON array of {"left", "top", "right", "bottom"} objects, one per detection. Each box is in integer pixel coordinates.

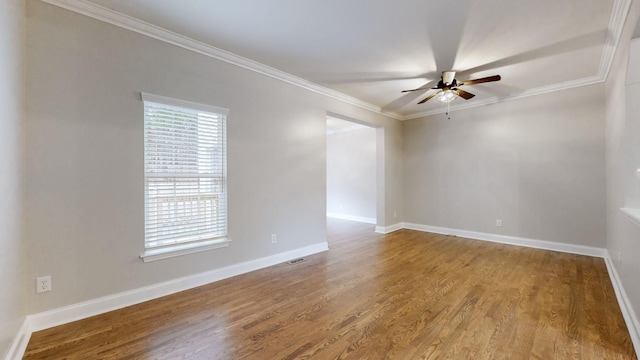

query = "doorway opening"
[{"left": 326, "top": 114, "right": 382, "bottom": 228}]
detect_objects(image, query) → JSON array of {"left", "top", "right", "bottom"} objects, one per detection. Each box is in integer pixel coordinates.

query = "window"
[{"left": 141, "top": 93, "right": 229, "bottom": 262}]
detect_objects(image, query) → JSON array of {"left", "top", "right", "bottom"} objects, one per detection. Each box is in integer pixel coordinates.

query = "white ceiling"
[{"left": 75, "top": 0, "right": 624, "bottom": 118}]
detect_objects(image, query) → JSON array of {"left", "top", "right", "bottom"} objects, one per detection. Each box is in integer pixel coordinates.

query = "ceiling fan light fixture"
[
  {"left": 402, "top": 71, "right": 499, "bottom": 105},
  {"left": 436, "top": 90, "right": 456, "bottom": 103}
]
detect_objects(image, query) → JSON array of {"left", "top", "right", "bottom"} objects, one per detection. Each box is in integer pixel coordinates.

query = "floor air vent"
[{"left": 287, "top": 258, "right": 307, "bottom": 265}]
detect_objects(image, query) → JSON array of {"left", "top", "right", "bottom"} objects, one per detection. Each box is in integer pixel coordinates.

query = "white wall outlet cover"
[{"left": 36, "top": 275, "right": 52, "bottom": 293}]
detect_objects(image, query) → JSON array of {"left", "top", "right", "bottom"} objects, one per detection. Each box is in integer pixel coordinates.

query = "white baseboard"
[
  {"left": 403, "top": 222, "right": 607, "bottom": 258},
  {"left": 401, "top": 222, "right": 638, "bottom": 356},
  {"left": 375, "top": 222, "right": 403, "bottom": 234},
  {"left": 604, "top": 253, "right": 640, "bottom": 356},
  {"left": 9, "top": 223, "right": 637, "bottom": 359},
  {"left": 4, "top": 319, "right": 30, "bottom": 360},
  {"left": 327, "top": 212, "right": 376, "bottom": 225},
  {"left": 6, "top": 241, "right": 328, "bottom": 360}
]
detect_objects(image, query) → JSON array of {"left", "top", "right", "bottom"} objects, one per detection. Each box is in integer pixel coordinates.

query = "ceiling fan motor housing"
[
  {"left": 442, "top": 71, "right": 456, "bottom": 86},
  {"left": 402, "top": 71, "right": 500, "bottom": 104}
]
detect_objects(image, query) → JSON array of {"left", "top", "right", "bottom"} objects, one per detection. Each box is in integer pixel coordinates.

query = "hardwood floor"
[{"left": 24, "top": 219, "right": 637, "bottom": 359}]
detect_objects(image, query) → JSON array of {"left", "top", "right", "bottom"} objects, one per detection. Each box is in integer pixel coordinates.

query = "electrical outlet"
[
  {"left": 496, "top": 219, "right": 503, "bottom": 227},
  {"left": 271, "top": 234, "right": 277, "bottom": 244},
  {"left": 394, "top": 211, "right": 397, "bottom": 218},
  {"left": 36, "top": 276, "right": 51, "bottom": 293}
]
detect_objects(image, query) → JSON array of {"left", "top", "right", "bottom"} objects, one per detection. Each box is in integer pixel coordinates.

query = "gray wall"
[
  {"left": 605, "top": 0, "right": 640, "bottom": 338},
  {"left": 327, "top": 127, "right": 377, "bottom": 221},
  {"left": 625, "top": 82, "right": 640, "bottom": 209},
  {"left": 23, "top": 1, "right": 402, "bottom": 314},
  {"left": 403, "top": 84, "right": 606, "bottom": 247},
  {"left": 0, "top": 0, "right": 25, "bottom": 357},
  {"left": 625, "top": 39, "right": 640, "bottom": 209},
  {"left": 18, "top": 0, "right": 638, "bottom": 353}
]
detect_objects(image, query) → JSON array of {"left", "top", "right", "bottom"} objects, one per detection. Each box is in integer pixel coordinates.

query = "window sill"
[
  {"left": 620, "top": 207, "right": 640, "bottom": 227},
  {"left": 140, "top": 238, "right": 231, "bottom": 263}
]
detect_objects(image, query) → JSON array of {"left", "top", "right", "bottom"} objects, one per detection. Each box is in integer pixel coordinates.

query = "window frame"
[{"left": 140, "top": 92, "right": 230, "bottom": 262}]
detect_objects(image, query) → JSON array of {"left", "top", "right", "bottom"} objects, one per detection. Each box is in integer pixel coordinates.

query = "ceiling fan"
[{"left": 402, "top": 71, "right": 501, "bottom": 104}]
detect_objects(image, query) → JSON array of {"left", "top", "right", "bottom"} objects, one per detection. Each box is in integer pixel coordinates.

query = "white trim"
[
  {"left": 402, "top": 75, "right": 603, "bottom": 119},
  {"left": 326, "top": 112, "right": 382, "bottom": 129},
  {"left": 4, "top": 319, "right": 30, "bottom": 360},
  {"left": 38, "top": 0, "right": 628, "bottom": 122},
  {"left": 621, "top": 207, "right": 640, "bottom": 227},
  {"left": 39, "top": 0, "right": 403, "bottom": 120},
  {"left": 599, "top": 0, "right": 632, "bottom": 80},
  {"left": 402, "top": 222, "right": 607, "bottom": 258},
  {"left": 140, "top": 238, "right": 231, "bottom": 263},
  {"left": 327, "top": 212, "right": 376, "bottom": 224},
  {"left": 375, "top": 222, "right": 403, "bottom": 234},
  {"left": 141, "top": 92, "right": 229, "bottom": 115},
  {"left": 8, "top": 226, "right": 638, "bottom": 358},
  {"left": 326, "top": 124, "right": 369, "bottom": 135},
  {"left": 393, "top": 0, "right": 630, "bottom": 120},
  {"left": 399, "top": 221, "right": 638, "bottom": 354},
  {"left": 604, "top": 253, "right": 640, "bottom": 356},
  {"left": 24, "top": 242, "right": 328, "bottom": 335}
]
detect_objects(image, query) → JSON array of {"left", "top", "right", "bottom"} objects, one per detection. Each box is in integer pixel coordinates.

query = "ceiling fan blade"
[
  {"left": 417, "top": 91, "right": 440, "bottom": 104},
  {"left": 454, "top": 88, "right": 475, "bottom": 100},
  {"left": 401, "top": 86, "right": 433, "bottom": 93},
  {"left": 459, "top": 75, "right": 501, "bottom": 86}
]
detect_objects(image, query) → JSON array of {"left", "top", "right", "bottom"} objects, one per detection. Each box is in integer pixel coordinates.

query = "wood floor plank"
[{"left": 24, "top": 219, "right": 637, "bottom": 359}]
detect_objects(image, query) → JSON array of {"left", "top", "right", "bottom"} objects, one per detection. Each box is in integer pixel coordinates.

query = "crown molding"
[
  {"left": 402, "top": 75, "right": 603, "bottom": 120},
  {"left": 599, "top": 0, "right": 632, "bottom": 80},
  {"left": 40, "top": 0, "right": 629, "bottom": 122},
  {"left": 404, "top": 0, "right": 630, "bottom": 120},
  {"left": 39, "top": 0, "right": 404, "bottom": 121}
]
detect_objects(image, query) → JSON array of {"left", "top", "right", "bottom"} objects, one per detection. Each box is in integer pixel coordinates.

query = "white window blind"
[{"left": 143, "top": 93, "right": 228, "bottom": 251}]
